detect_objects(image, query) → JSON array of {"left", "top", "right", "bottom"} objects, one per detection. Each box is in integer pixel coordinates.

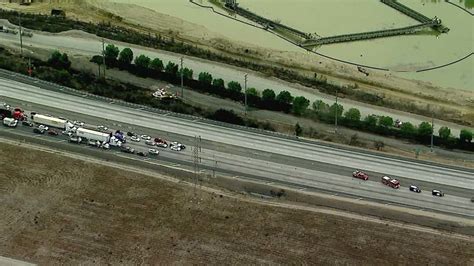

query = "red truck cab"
[{"left": 12, "top": 108, "right": 25, "bottom": 121}]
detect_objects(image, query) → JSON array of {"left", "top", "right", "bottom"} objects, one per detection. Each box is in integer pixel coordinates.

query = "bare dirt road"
[{"left": 0, "top": 139, "right": 472, "bottom": 264}]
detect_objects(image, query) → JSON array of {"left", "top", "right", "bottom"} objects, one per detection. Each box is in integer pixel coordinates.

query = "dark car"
[
  {"left": 432, "top": 190, "right": 444, "bottom": 197},
  {"left": 48, "top": 130, "right": 59, "bottom": 136},
  {"left": 127, "top": 131, "right": 136, "bottom": 137},
  {"left": 22, "top": 121, "right": 34, "bottom": 127},
  {"left": 33, "top": 128, "right": 45, "bottom": 134},
  {"left": 137, "top": 151, "right": 147, "bottom": 157},
  {"left": 409, "top": 185, "right": 421, "bottom": 193}
]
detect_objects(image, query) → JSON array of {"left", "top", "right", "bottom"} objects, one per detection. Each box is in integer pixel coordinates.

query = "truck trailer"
[
  {"left": 75, "top": 127, "right": 110, "bottom": 143},
  {"left": 32, "top": 114, "right": 72, "bottom": 130}
]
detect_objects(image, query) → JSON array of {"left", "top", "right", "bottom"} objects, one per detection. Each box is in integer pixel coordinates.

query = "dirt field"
[{"left": 0, "top": 141, "right": 473, "bottom": 264}]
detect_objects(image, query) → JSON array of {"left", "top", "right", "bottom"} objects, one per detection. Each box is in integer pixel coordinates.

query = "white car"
[
  {"left": 170, "top": 142, "right": 186, "bottom": 151},
  {"left": 145, "top": 140, "right": 155, "bottom": 146},
  {"left": 148, "top": 149, "right": 159, "bottom": 155},
  {"left": 97, "top": 125, "right": 108, "bottom": 132},
  {"left": 140, "top": 135, "right": 152, "bottom": 141},
  {"left": 38, "top": 125, "right": 49, "bottom": 131},
  {"left": 130, "top": 136, "right": 140, "bottom": 142},
  {"left": 74, "top": 121, "right": 85, "bottom": 127}
]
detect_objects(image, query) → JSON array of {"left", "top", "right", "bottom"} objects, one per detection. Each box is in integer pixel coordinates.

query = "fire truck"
[{"left": 381, "top": 176, "right": 400, "bottom": 189}]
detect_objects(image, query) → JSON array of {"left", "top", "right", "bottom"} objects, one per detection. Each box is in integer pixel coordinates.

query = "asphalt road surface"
[
  {"left": 0, "top": 22, "right": 467, "bottom": 137},
  {"left": 1, "top": 73, "right": 473, "bottom": 218}
]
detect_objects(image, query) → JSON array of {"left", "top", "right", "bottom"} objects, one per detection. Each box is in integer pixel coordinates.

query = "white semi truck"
[
  {"left": 75, "top": 127, "right": 110, "bottom": 143},
  {"left": 32, "top": 114, "right": 73, "bottom": 130}
]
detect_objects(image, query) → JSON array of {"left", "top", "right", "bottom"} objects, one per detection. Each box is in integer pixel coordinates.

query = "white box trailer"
[
  {"left": 32, "top": 114, "right": 72, "bottom": 129},
  {"left": 76, "top": 127, "right": 110, "bottom": 143}
]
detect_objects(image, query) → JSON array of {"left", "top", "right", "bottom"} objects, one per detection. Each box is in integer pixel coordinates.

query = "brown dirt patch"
[{"left": 0, "top": 141, "right": 472, "bottom": 265}]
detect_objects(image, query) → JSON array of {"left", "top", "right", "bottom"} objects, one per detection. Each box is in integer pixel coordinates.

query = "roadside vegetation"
[
  {"left": 1, "top": 47, "right": 472, "bottom": 151},
  {"left": 0, "top": 9, "right": 469, "bottom": 126},
  {"left": 0, "top": 47, "right": 272, "bottom": 131},
  {"left": 91, "top": 45, "right": 474, "bottom": 151}
]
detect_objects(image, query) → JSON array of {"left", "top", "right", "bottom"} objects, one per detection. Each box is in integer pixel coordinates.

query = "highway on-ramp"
[{"left": 0, "top": 72, "right": 473, "bottom": 218}]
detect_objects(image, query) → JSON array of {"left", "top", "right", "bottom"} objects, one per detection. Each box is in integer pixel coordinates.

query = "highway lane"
[
  {"left": 1, "top": 78, "right": 472, "bottom": 189},
  {"left": 1, "top": 124, "right": 472, "bottom": 217},
  {"left": 1, "top": 76, "right": 473, "bottom": 217},
  {"left": 0, "top": 25, "right": 467, "bottom": 137},
  {"left": 4, "top": 95, "right": 471, "bottom": 201}
]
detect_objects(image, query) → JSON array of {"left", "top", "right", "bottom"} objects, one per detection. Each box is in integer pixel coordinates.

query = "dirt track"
[{"left": 0, "top": 140, "right": 473, "bottom": 264}]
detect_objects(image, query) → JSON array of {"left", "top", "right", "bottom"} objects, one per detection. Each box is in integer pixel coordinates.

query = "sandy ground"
[
  {"left": 1, "top": 0, "right": 472, "bottom": 126},
  {"left": 0, "top": 139, "right": 473, "bottom": 264}
]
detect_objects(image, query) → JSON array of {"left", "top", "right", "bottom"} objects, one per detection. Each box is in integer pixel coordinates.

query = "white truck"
[
  {"left": 2, "top": 117, "right": 18, "bottom": 127},
  {"left": 109, "top": 136, "right": 123, "bottom": 147},
  {"left": 32, "top": 114, "right": 73, "bottom": 130},
  {"left": 76, "top": 127, "right": 110, "bottom": 143}
]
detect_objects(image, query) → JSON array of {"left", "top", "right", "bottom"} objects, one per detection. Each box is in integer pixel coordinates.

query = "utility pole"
[
  {"left": 19, "top": 13, "right": 23, "bottom": 57},
  {"left": 334, "top": 88, "right": 339, "bottom": 134},
  {"left": 28, "top": 57, "right": 32, "bottom": 76},
  {"left": 180, "top": 57, "right": 184, "bottom": 99},
  {"left": 101, "top": 38, "right": 106, "bottom": 79},
  {"left": 430, "top": 113, "right": 434, "bottom": 152},
  {"left": 244, "top": 73, "right": 248, "bottom": 114}
]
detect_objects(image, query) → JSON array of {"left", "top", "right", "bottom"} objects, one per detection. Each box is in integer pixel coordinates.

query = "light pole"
[
  {"left": 244, "top": 73, "right": 248, "bottom": 114},
  {"left": 334, "top": 88, "right": 339, "bottom": 134},
  {"left": 101, "top": 38, "right": 106, "bottom": 78},
  {"left": 180, "top": 57, "right": 184, "bottom": 99},
  {"left": 19, "top": 13, "right": 23, "bottom": 57},
  {"left": 430, "top": 113, "right": 434, "bottom": 152}
]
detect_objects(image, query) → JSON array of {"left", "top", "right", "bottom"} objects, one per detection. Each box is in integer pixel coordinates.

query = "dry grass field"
[{"left": 0, "top": 141, "right": 473, "bottom": 265}]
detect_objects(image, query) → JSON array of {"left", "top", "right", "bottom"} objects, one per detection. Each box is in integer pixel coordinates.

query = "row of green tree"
[
  {"left": 91, "top": 45, "right": 474, "bottom": 150},
  {"left": 2, "top": 49, "right": 274, "bottom": 133}
]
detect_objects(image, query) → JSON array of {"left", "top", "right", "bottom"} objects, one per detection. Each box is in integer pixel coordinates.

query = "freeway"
[
  {"left": 0, "top": 20, "right": 467, "bottom": 137},
  {"left": 0, "top": 74, "right": 473, "bottom": 218}
]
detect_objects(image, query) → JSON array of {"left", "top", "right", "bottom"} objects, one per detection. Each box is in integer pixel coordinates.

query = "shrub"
[
  {"left": 438, "top": 126, "right": 451, "bottom": 140},
  {"left": 212, "top": 78, "right": 225, "bottom": 88},
  {"left": 150, "top": 58, "right": 164, "bottom": 72},
  {"left": 460, "top": 129, "right": 473, "bottom": 143},
  {"left": 418, "top": 121, "right": 433, "bottom": 139},
  {"left": 198, "top": 72, "right": 213, "bottom": 85},
  {"left": 227, "top": 81, "right": 242, "bottom": 93},
  {"left": 400, "top": 122, "right": 416, "bottom": 139},
  {"left": 118, "top": 48, "right": 133, "bottom": 67},
  {"left": 292, "top": 96, "right": 310, "bottom": 116}
]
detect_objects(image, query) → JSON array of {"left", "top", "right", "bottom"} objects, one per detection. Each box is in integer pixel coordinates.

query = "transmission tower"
[{"left": 192, "top": 135, "right": 202, "bottom": 197}]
